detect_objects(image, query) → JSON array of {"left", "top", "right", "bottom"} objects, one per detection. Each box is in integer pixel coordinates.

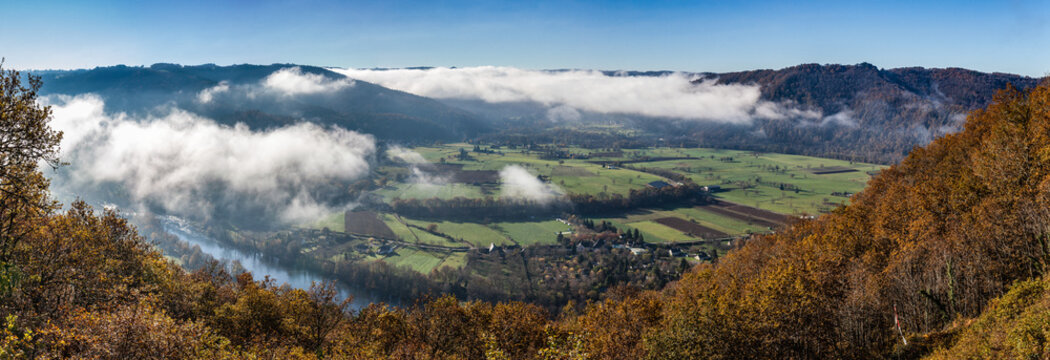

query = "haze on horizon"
[{"left": 3, "top": 0, "right": 1048, "bottom": 76}]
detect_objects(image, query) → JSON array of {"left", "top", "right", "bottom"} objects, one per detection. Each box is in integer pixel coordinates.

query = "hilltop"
[{"left": 682, "top": 63, "right": 1045, "bottom": 163}]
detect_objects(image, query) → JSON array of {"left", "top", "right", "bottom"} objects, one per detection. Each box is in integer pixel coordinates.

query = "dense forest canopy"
[{"left": 2, "top": 62, "right": 1050, "bottom": 358}]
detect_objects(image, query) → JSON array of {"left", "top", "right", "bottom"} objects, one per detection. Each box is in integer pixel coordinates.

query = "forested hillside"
[
  {"left": 682, "top": 63, "right": 1046, "bottom": 163},
  {"left": 3, "top": 62, "right": 1050, "bottom": 358}
]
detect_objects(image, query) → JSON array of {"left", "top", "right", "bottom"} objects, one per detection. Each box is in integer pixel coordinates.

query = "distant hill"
[
  {"left": 716, "top": 63, "right": 1041, "bottom": 111},
  {"left": 694, "top": 63, "right": 1044, "bottom": 163},
  {"left": 34, "top": 63, "right": 489, "bottom": 142}
]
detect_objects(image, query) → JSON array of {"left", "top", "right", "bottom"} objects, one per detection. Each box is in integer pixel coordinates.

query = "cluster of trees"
[
  {"left": 390, "top": 196, "right": 569, "bottom": 221},
  {"left": 482, "top": 128, "right": 655, "bottom": 151},
  {"left": 574, "top": 219, "right": 645, "bottom": 244},
  {"left": 391, "top": 171, "right": 710, "bottom": 220},
  {"left": 442, "top": 246, "right": 691, "bottom": 312},
  {"left": 617, "top": 164, "right": 691, "bottom": 183},
  {"left": 570, "top": 183, "right": 711, "bottom": 215}
]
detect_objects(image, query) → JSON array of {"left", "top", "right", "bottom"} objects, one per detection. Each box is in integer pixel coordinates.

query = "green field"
[
  {"left": 598, "top": 206, "right": 770, "bottom": 243},
  {"left": 378, "top": 214, "right": 460, "bottom": 247},
  {"left": 436, "top": 252, "right": 468, "bottom": 269},
  {"left": 490, "top": 220, "right": 572, "bottom": 246},
  {"left": 553, "top": 166, "right": 665, "bottom": 196},
  {"left": 627, "top": 221, "right": 693, "bottom": 243},
  {"left": 377, "top": 247, "right": 448, "bottom": 274},
  {"left": 626, "top": 149, "right": 882, "bottom": 215},
  {"left": 397, "top": 216, "right": 569, "bottom": 247},
  {"left": 675, "top": 207, "right": 770, "bottom": 234},
  {"left": 309, "top": 212, "right": 345, "bottom": 232},
  {"left": 400, "top": 218, "right": 511, "bottom": 247}
]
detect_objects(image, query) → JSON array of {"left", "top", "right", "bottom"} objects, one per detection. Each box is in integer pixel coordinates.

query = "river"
[{"left": 160, "top": 216, "right": 378, "bottom": 309}]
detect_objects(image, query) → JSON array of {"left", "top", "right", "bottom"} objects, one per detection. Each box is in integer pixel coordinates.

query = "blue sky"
[{"left": 3, "top": 0, "right": 1048, "bottom": 76}]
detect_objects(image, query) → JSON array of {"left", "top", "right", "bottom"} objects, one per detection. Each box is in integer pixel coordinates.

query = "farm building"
[
  {"left": 702, "top": 185, "right": 722, "bottom": 192},
  {"left": 647, "top": 180, "right": 671, "bottom": 189},
  {"left": 377, "top": 244, "right": 396, "bottom": 255}
]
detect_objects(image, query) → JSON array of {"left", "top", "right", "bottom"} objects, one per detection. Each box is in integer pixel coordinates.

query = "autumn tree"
[{"left": 0, "top": 63, "right": 62, "bottom": 264}]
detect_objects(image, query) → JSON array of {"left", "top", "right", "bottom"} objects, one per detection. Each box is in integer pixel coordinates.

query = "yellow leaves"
[
  {"left": 924, "top": 276, "right": 1050, "bottom": 359},
  {"left": 0, "top": 315, "right": 34, "bottom": 359}
]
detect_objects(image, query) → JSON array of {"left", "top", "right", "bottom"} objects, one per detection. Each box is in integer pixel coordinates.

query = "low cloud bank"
[
  {"left": 332, "top": 66, "right": 799, "bottom": 123},
  {"left": 408, "top": 167, "right": 449, "bottom": 190},
  {"left": 46, "top": 94, "right": 375, "bottom": 224},
  {"left": 195, "top": 66, "right": 354, "bottom": 105},
  {"left": 386, "top": 145, "right": 427, "bottom": 164},
  {"left": 196, "top": 81, "right": 229, "bottom": 104},
  {"left": 385, "top": 146, "right": 449, "bottom": 195},
  {"left": 263, "top": 67, "right": 354, "bottom": 96},
  {"left": 499, "top": 165, "right": 562, "bottom": 205}
]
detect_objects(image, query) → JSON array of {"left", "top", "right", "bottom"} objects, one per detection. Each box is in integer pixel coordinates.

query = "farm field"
[
  {"left": 490, "top": 220, "right": 572, "bottom": 246},
  {"left": 344, "top": 211, "right": 397, "bottom": 239},
  {"left": 677, "top": 206, "right": 778, "bottom": 232},
  {"left": 400, "top": 218, "right": 512, "bottom": 247},
  {"left": 399, "top": 217, "right": 570, "bottom": 247},
  {"left": 378, "top": 214, "right": 460, "bottom": 247},
  {"left": 309, "top": 212, "right": 345, "bottom": 232},
  {"left": 628, "top": 221, "right": 694, "bottom": 243},
  {"left": 628, "top": 149, "right": 882, "bottom": 215},
  {"left": 377, "top": 247, "right": 449, "bottom": 274},
  {"left": 597, "top": 204, "right": 778, "bottom": 243},
  {"left": 653, "top": 217, "right": 729, "bottom": 239}
]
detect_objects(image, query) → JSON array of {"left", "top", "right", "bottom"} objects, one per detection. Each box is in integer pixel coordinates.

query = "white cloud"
[
  {"left": 546, "top": 105, "right": 582, "bottom": 122},
  {"left": 819, "top": 110, "right": 857, "bottom": 127},
  {"left": 499, "top": 165, "right": 563, "bottom": 205},
  {"left": 792, "top": 109, "right": 857, "bottom": 128},
  {"left": 385, "top": 146, "right": 449, "bottom": 194},
  {"left": 196, "top": 81, "right": 229, "bottom": 103},
  {"left": 331, "top": 66, "right": 797, "bottom": 123},
  {"left": 264, "top": 67, "right": 354, "bottom": 96},
  {"left": 408, "top": 166, "right": 448, "bottom": 189},
  {"left": 753, "top": 101, "right": 821, "bottom": 120},
  {"left": 386, "top": 145, "right": 427, "bottom": 164},
  {"left": 45, "top": 94, "right": 375, "bottom": 224}
]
